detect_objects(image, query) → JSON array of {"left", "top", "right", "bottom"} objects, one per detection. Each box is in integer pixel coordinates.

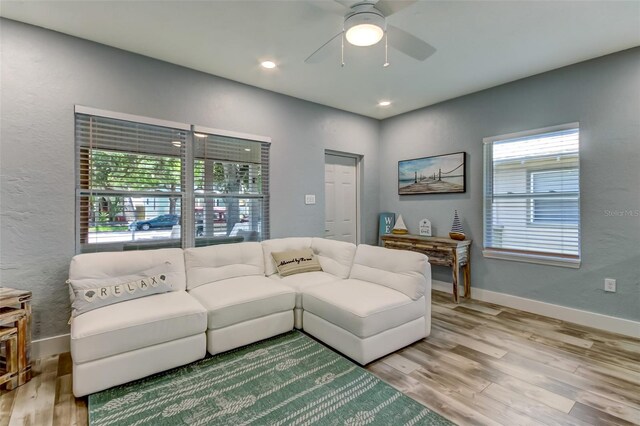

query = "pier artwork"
[{"left": 398, "top": 152, "right": 466, "bottom": 195}]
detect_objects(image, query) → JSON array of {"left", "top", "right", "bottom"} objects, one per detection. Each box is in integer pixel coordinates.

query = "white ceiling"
[{"left": 2, "top": 1, "right": 639, "bottom": 119}]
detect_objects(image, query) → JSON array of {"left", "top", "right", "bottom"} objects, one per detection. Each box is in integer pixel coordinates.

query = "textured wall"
[
  {"left": 379, "top": 48, "right": 640, "bottom": 321},
  {"left": 0, "top": 19, "right": 380, "bottom": 340}
]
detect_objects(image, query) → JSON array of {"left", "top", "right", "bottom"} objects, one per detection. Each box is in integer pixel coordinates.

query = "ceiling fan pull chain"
[
  {"left": 341, "top": 33, "right": 345, "bottom": 67},
  {"left": 384, "top": 31, "right": 390, "bottom": 67}
]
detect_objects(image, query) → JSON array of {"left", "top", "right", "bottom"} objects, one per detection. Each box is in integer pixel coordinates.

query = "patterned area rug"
[{"left": 89, "top": 331, "right": 452, "bottom": 425}]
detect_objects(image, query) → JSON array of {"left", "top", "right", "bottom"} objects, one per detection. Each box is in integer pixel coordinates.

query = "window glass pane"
[
  {"left": 194, "top": 196, "right": 263, "bottom": 245},
  {"left": 89, "top": 150, "right": 182, "bottom": 192},
  {"left": 80, "top": 194, "right": 182, "bottom": 251}
]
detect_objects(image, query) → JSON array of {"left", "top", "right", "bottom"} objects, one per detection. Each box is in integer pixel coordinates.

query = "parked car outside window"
[{"left": 128, "top": 214, "right": 180, "bottom": 231}]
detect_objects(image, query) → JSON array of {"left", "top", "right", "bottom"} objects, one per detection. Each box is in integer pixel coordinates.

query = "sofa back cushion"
[
  {"left": 68, "top": 248, "right": 186, "bottom": 316},
  {"left": 185, "top": 242, "right": 264, "bottom": 290},
  {"left": 311, "top": 238, "right": 356, "bottom": 279},
  {"left": 261, "top": 238, "right": 313, "bottom": 276},
  {"left": 349, "top": 244, "right": 429, "bottom": 300}
]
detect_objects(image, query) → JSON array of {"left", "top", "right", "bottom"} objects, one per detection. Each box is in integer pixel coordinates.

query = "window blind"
[
  {"left": 76, "top": 113, "right": 186, "bottom": 251},
  {"left": 483, "top": 124, "right": 580, "bottom": 266},
  {"left": 75, "top": 110, "right": 270, "bottom": 252},
  {"left": 193, "top": 133, "right": 269, "bottom": 242}
]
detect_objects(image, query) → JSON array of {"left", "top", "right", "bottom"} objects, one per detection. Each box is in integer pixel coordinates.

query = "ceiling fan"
[{"left": 305, "top": 0, "right": 436, "bottom": 66}]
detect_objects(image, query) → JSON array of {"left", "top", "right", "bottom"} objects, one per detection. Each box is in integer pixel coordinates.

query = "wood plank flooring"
[{"left": 2, "top": 290, "right": 639, "bottom": 425}]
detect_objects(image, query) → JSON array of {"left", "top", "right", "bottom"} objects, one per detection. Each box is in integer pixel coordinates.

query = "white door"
[{"left": 325, "top": 154, "right": 357, "bottom": 243}]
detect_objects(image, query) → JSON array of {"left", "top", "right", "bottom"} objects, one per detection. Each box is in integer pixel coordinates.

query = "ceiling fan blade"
[
  {"left": 334, "top": 0, "right": 359, "bottom": 9},
  {"left": 374, "top": 0, "right": 416, "bottom": 17},
  {"left": 308, "top": 0, "right": 349, "bottom": 14},
  {"left": 305, "top": 32, "right": 344, "bottom": 64},
  {"left": 387, "top": 25, "right": 436, "bottom": 61}
]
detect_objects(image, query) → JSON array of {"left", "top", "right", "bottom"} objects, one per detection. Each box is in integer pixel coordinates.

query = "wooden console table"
[
  {"left": 381, "top": 234, "right": 472, "bottom": 303},
  {"left": 0, "top": 287, "right": 32, "bottom": 390}
]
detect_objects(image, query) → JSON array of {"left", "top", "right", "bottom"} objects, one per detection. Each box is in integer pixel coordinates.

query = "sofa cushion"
[
  {"left": 272, "top": 248, "right": 322, "bottom": 277},
  {"left": 270, "top": 271, "right": 342, "bottom": 308},
  {"left": 71, "top": 291, "right": 207, "bottom": 364},
  {"left": 184, "top": 242, "right": 265, "bottom": 290},
  {"left": 349, "top": 244, "right": 428, "bottom": 300},
  {"left": 69, "top": 248, "right": 187, "bottom": 293},
  {"left": 311, "top": 238, "right": 356, "bottom": 279},
  {"left": 188, "top": 276, "right": 295, "bottom": 330},
  {"left": 302, "top": 279, "right": 425, "bottom": 338},
  {"left": 262, "top": 238, "right": 313, "bottom": 276},
  {"left": 69, "top": 265, "right": 174, "bottom": 317}
]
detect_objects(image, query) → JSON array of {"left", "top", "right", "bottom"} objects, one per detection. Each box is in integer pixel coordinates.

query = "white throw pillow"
[
  {"left": 272, "top": 248, "right": 323, "bottom": 277},
  {"left": 68, "top": 262, "right": 174, "bottom": 317}
]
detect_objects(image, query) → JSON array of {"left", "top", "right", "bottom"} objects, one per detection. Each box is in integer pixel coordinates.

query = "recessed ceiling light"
[
  {"left": 171, "top": 141, "right": 182, "bottom": 147},
  {"left": 378, "top": 101, "right": 391, "bottom": 107},
  {"left": 261, "top": 61, "right": 277, "bottom": 69},
  {"left": 193, "top": 132, "right": 208, "bottom": 138}
]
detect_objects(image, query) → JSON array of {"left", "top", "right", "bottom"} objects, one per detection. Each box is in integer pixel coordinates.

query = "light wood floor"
[{"left": 2, "top": 290, "right": 639, "bottom": 425}]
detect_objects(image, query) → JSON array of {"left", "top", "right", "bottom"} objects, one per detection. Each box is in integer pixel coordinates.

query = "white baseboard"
[
  {"left": 432, "top": 280, "right": 640, "bottom": 339},
  {"left": 32, "top": 333, "right": 70, "bottom": 359}
]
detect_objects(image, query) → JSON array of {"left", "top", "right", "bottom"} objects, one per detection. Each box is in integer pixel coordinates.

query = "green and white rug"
[{"left": 89, "top": 331, "right": 452, "bottom": 425}]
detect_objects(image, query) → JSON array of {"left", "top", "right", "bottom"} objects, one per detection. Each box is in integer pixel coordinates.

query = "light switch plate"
[
  {"left": 305, "top": 194, "right": 316, "bottom": 205},
  {"left": 604, "top": 278, "right": 616, "bottom": 292}
]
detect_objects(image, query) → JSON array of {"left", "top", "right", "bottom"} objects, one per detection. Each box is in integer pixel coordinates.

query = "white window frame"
[{"left": 482, "top": 122, "right": 581, "bottom": 268}]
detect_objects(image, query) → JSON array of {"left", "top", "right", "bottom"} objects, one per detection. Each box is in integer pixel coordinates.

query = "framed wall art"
[{"left": 398, "top": 152, "right": 466, "bottom": 195}]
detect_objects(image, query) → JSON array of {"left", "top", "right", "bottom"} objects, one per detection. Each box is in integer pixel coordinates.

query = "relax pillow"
[
  {"left": 271, "top": 248, "right": 322, "bottom": 277},
  {"left": 68, "top": 262, "right": 173, "bottom": 317}
]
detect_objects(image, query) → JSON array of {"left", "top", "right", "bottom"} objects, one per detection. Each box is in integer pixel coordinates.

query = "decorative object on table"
[
  {"left": 398, "top": 151, "right": 466, "bottom": 195},
  {"left": 391, "top": 214, "right": 409, "bottom": 234},
  {"left": 449, "top": 210, "right": 465, "bottom": 240},
  {"left": 381, "top": 234, "right": 472, "bottom": 304},
  {"left": 89, "top": 331, "right": 452, "bottom": 426},
  {"left": 419, "top": 218, "right": 432, "bottom": 236},
  {"left": 378, "top": 212, "right": 396, "bottom": 245},
  {"left": 0, "top": 287, "right": 32, "bottom": 390}
]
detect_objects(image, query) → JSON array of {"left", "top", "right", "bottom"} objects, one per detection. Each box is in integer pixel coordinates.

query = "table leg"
[
  {"left": 463, "top": 264, "right": 471, "bottom": 298},
  {"left": 463, "top": 248, "right": 471, "bottom": 299},
  {"left": 452, "top": 251, "right": 459, "bottom": 304},
  {"left": 16, "top": 315, "right": 28, "bottom": 386},
  {"left": 5, "top": 333, "right": 18, "bottom": 390}
]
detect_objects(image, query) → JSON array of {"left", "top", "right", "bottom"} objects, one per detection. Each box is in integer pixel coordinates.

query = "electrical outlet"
[
  {"left": 604, "top": 278, "right": 616, "bottom": 292},
  {"left": 305, "top": 194, "right": 316, "bottom": 205}
]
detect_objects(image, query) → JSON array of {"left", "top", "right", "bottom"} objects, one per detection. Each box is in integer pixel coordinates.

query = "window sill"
[{"left": 482, "top": 250, "right": 580, "bottom": 269}]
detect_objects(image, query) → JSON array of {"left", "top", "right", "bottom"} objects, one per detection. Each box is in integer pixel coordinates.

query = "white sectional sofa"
[{"left": 68, "top": 238, "right": 431, "bottom": 397}]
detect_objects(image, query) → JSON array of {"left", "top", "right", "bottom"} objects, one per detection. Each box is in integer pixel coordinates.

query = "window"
[
  {"left": 483, "top": 123, "right": 580, "bottom": 267},
  {"left": 75, "top": 107, "right": 270, "bottom": 252}
]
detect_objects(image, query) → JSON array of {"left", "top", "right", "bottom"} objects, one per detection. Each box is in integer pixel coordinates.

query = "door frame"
[{"left": 324, "top": 150, "right": 362, "bottom": 245}]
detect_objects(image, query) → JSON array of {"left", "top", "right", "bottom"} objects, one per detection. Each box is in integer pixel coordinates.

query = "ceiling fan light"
[
  {"left": 344, "top": 10, "right": 386, "bottom": 47},
  {"left": 346, "top": 24, "right": 384, "bottom": 47}
]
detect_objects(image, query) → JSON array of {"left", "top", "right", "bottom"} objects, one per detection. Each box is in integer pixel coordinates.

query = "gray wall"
[
  {"left": 0, "top": 19, "right": 380, "bottom": 340},
  {"left": 379, "top": 48, "right": 640, "bottom": 321}
]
